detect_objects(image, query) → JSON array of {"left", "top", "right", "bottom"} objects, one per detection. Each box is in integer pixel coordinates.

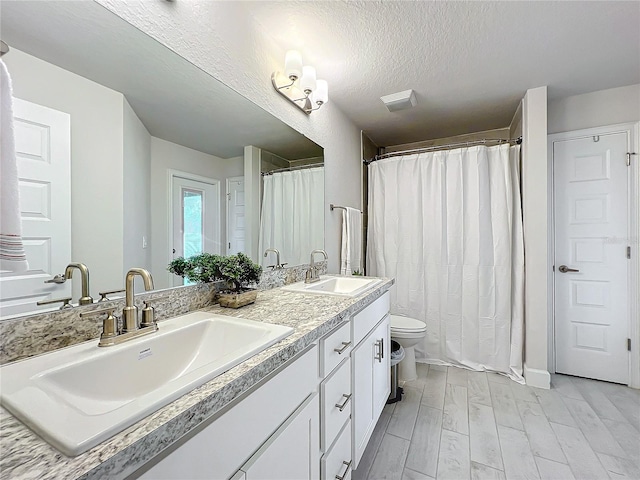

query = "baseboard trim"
[{"left": 524, "top": 364, "right": 550, "bottom": 389}]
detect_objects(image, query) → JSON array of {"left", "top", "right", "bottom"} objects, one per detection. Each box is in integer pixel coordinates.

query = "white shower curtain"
[
  {"left": 367, "top": 144, "right": 524, "bottom": 382},
  {"left": 259, "top": 167, "right": 324, "bottom": 267}
]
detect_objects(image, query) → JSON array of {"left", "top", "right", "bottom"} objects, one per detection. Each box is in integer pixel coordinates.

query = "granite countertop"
[{"left": 0, "top": 278, "right": 393, "bottom": 480}]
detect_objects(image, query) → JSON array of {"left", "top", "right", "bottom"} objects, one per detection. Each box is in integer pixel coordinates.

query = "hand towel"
[
  {"left": 0, "top": 59, "right": 28, "bottom": 272},
  {"left": 340, "top": 207, "right": 362, "bottom": 275}
]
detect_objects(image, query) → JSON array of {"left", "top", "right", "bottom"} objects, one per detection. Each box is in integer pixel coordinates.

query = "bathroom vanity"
[{"left": 0, "top": 278, "right": 393, "bottom": 480}]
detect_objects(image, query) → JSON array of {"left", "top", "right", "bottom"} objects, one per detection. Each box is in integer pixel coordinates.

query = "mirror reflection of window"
[
  {"left": 183, "top": 189, "right": 204, "bottom": 259},
  {"left": 182, "top": 189, "right": 203, "bottom": 286}
]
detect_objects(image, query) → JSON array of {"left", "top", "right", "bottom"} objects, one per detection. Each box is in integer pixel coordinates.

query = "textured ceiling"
[
  {"left": 244, "top": 1, "right": 640, "bottom": 147},
  {"left": 0, "top": 1, "right": 322, "bottom": 160}
]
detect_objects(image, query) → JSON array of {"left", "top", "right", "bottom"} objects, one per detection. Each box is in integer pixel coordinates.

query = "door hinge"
[
  {"left": 628, "top": 338, "right": 632, "bottom": 351},
  {"left": 227, "top": 193, "right": 231, "bottom": 200},
  {"left": 228, "top": 242, "right": 231, "bottom": 249},
  {"left": 628, "top": 246, "right": 632, "bottom": 259},
  {"left": 628, "top": 152, "right": 637, "bottom": 166}
]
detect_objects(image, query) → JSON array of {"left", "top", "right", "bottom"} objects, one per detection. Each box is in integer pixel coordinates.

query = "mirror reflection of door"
[
  {"left": 0, "top": 98, "right": 71, "bottom": 317},
  {"left": 226, "top": 177, "right": 245, "bottom": 255},
  {"left": 170, "top": 173, "right": 220, "bottom": 286}
]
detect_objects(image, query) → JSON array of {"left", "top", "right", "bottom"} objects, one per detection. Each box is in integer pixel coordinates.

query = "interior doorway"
[
  {"left": 170, "top": 172, "right": 220, "bottom": 286},
  {"left": 226, "top": 176, "right": 245, "bottom": 255},
  {"left": 550, "top": 124, "right": 639, "bottom": 386},
  {"left": 0, "top": 98, "right": 71, "bottom": 316}
]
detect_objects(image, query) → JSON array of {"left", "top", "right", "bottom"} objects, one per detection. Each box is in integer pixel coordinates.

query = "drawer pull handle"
[
  {"left": 335, "top": 460, "right": 352, "bottom": 480},
  {"left": 374, "top": 339, "right": 384, "bottom": 362},
  {"left": 335, "top": 393, "right": 352, "bottom": 412},
  {"left": 334, "top": 341, "right": 352, "bottom": 354}
]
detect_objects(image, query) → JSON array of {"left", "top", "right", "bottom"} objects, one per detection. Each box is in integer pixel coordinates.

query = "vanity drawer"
[
  {"left": 320, "top": 322, "right": 352, "bottom": 377},
  {"left": 352, "top": 291, "right": 390, "bottom": 346},
  {"left": 321, "top": 358, "right": 351, "bottom": 451},
  {"left": 322, "top": 420, "right": 352, "bottom": 480}
]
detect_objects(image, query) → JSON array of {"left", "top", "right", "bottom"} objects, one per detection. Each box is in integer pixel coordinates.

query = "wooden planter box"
[{"left": 217, "top": 288, "right": 258, "bottom": 308}]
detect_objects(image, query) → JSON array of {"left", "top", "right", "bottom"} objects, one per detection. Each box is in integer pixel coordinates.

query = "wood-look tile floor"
[{"left": 353, "top": 364, "right": 640, "bottom": 480}]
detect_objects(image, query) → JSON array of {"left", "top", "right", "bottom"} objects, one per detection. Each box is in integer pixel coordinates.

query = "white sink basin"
[
  {"left": 0, "top": 311, "right": 293, "bottom": 456},
  {"left": 282, "top": 275, "right": 382, "bottom": 297}
]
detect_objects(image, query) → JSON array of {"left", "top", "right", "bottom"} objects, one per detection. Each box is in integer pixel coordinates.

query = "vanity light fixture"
[{"left": 272, "top": 50, "right": 329, "bottom": 114}]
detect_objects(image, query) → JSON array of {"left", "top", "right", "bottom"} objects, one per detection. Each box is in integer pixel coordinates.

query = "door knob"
[{"left": 558, "top": 265, "right": 580, "bottom": 273}]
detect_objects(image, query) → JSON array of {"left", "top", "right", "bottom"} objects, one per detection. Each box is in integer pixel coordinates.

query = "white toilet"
[{"left": 390, "top": 315, "right": 427, "bottom": 382}]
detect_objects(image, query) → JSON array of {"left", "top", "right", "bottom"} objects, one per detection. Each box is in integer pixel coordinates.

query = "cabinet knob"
[{"left": 335, "top": 460, "right": 352, "bottom": 480}]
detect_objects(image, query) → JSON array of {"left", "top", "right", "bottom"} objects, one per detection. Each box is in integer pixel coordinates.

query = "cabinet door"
[
  {"left": 242, "top": 393, "right": 320, "bottom": 480},
  {"left": 351, "top": 316, "right": 390, "bottom": 468},
  {"left": 371, "top": 316, "right": 391, "bottom": 422}
]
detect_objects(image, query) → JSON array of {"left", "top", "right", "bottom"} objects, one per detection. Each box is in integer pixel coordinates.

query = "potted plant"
[{"left": 168, "top": 252, "right": 262, "bottom": 308}]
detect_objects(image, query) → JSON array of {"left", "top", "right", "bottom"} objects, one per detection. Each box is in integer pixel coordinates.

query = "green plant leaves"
[{"left": 167, "top": 252, "right": 263, "bottom": 291}]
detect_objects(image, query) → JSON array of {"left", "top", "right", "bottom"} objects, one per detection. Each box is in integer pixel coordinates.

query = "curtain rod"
[
  {"left": 364, "top": 137, "right": 523, "bottom": 165},
  {"left": 261, "top": 162, "right": 324, "bottom": 176}
]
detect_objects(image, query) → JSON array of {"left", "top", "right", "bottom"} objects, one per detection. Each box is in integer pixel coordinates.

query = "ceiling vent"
[{"left": 380, "top": 89, "right": 417, "bottom": 112}]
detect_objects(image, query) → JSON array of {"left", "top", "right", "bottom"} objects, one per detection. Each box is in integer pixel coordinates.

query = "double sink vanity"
[{"left": 0, "top": 273, "right": 393, "bottom": 480}]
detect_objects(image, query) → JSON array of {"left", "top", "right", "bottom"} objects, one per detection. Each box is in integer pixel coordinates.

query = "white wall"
[
  {"left": 522, "top": 86, "right": 550, "bottom": 389},
  {"left": 99, "top": 0, "right": 363, "bottom": 273},
  {"left": 123, "top": 98, "right": 152, "bottom": 279},
  {"left": 4, "top": 49, "right": 124, "bottom": 300},
  {"left": 548, "top": 84, "right": 640, "bottom": 134},
  {"left": 150, "top": 137, "right": 243, "bottom": 289}
]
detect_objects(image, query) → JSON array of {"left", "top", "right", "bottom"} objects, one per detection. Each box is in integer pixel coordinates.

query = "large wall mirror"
[{"left": 0, "top": 1, "right": 324, "bottom": 318}]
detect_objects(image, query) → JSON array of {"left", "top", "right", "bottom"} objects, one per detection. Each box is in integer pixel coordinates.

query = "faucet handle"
[
  {"left": 37, "top": 297, "right": 73, "bottom": 309},
  {"left": 140, "top": 300, "right": 156, "bottom": 328},
  {"left": 98, "top": 288, "right": 125, "bottom": 302},
  {"left": 80, "top": 307, "right": 119, "bottom": 345}
]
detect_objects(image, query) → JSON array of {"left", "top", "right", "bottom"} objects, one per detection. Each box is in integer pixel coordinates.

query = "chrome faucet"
[
  {"left": 81, "top": 267, "right": 158, "bottom": 347},
  {"left": 122, "top": 268, "right": 155, "bottom": 333},
  {"left": 64, "top": 262, "right": 93, "bottom": 305},
  {"left": 264, "top": 248, "right": 286, "bottom": 269},
  {"left": 305, "top": 249, "right": 328, "bottom": 283}
]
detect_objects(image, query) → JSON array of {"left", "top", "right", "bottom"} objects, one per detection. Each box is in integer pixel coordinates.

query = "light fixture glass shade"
[
  {"left": 314, "top": 79, "right": 329, "bottom": 105},
  {"left": 284, "top": 50, "right": 302, "bottom": 81},
  {"left": 299, "top": 66, "right": 317, "bottom": 94}
]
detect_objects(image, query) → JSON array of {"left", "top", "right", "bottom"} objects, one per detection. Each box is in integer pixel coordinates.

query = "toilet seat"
[{"left": 390, "top": 314, "right": 427, "bottom": 334}]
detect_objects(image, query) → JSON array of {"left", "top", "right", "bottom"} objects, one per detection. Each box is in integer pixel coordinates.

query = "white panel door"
[
  {"left": 554, "top": 132, "right": 629, "bottom": 384},
  {"left": 171, "top": 174, "right": 220, "bottom": 286},
  {"left": 227, "top": 177, "right": 245, "bottom": 255},
  {"left": 0, "top": 98, "right": 71, "bottom": 316}
]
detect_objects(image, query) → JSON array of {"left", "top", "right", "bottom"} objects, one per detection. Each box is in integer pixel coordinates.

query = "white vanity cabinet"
[
  {"left": 136, "top": 346, "right": 319, "bottom": 480},
  {"left": 133, "top": 289, "right": 390, "bottom": 480},
  {"left": 351, "top": 292, "right": 391, "bottom": 468}
]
